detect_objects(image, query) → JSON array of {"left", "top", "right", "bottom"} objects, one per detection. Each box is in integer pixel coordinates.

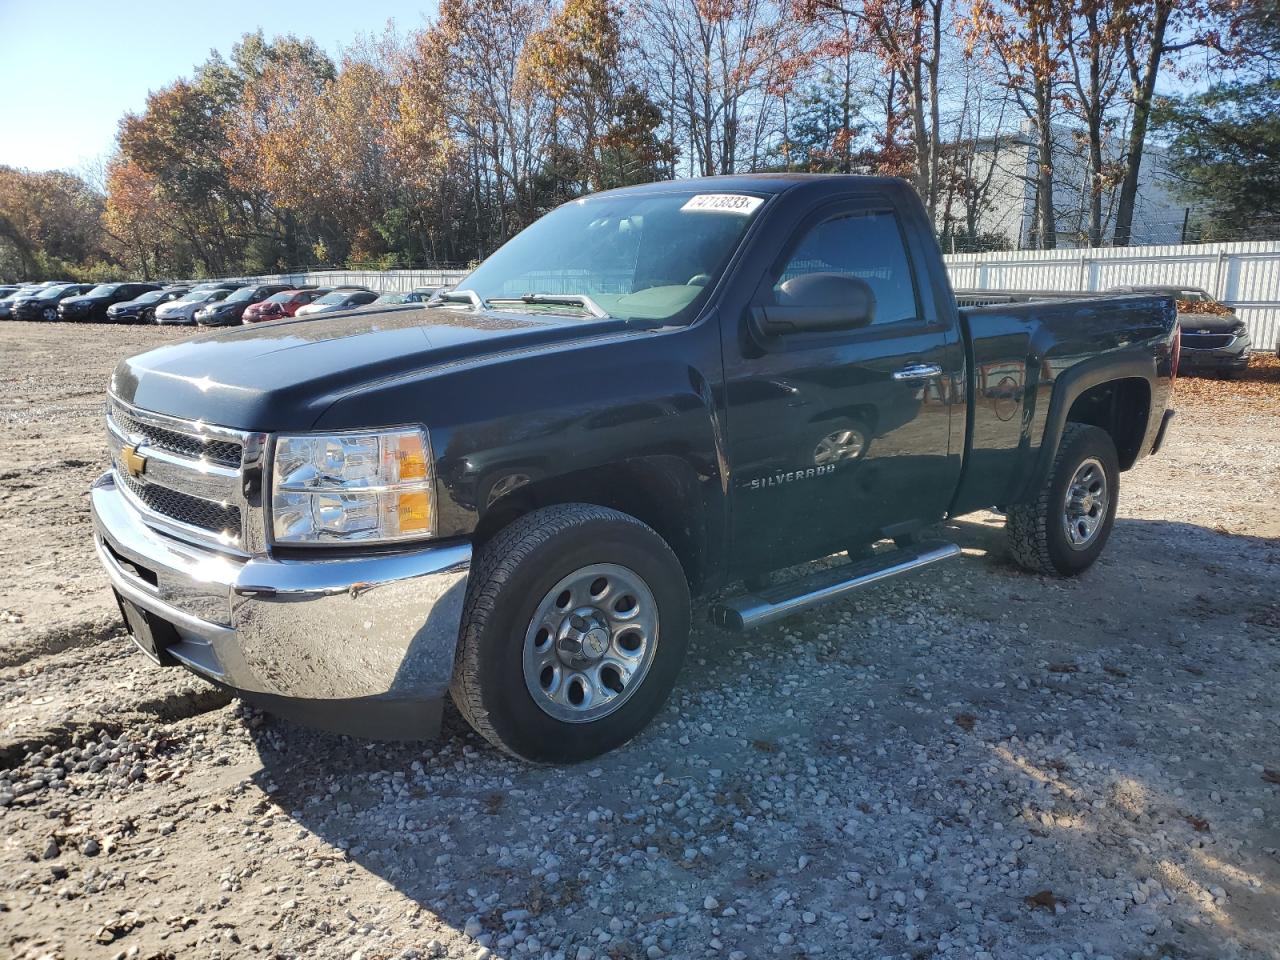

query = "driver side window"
[{"left": 775, "top": 210, "right": 919, "bottom": 325}]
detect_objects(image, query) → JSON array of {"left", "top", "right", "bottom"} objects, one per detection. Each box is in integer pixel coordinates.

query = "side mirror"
[
  {"left": 754, "top": 272, "right": 876, "bottom": 335},
  {"left": 754, "top": 302, "right": 873, "bottom": 334}
]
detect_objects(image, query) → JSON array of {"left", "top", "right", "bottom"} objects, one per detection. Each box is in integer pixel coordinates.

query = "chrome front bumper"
[{"left": 90, "top": 471, "right": 471, "bottom": 733}]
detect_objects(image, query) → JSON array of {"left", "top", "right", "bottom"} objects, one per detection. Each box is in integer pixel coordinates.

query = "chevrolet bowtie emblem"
[{"left": 121, "top": 444, "right": 147, "bottom": 479}]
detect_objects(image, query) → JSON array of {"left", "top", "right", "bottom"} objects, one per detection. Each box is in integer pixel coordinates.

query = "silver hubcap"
[
  {"left": 814, "top": 428, "right": 866, "bottom": 465},
  {"left": 523, "top": 563, "right": 658, "bottom": 723},
  {"left": 1063, "top": 457, "right": 1108, "bottom": 549}
]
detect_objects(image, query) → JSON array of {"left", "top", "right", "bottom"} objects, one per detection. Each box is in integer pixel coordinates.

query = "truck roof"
[{"left": 591, "top": 173, "right": 911, "bottom": 200}]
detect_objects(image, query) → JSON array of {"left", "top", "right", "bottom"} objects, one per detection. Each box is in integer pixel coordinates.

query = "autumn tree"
[
  {"left": 433, "top": 0, "right": 556, "bottom": 245},
  {"left": 796, "top": 0, "right": 953, "bottom": 222},
  {"left": 117, "top": 78, "right": 245, "bottom": 274},
  {"left": 638, "top": 0, "right": 800, "bottom": 177},
  {"left": 1060, "top": 0, "right": 1125, "bottom": 246},
  {"left": 966, "top": 0, "right": 1072, "bottom": 249},
  {"left": 1108, "top": 0, "right": 1245, "bottom": 245},
  {"left": 0, "top": 166, "right": 109, "bottom": 279},
  {"left": 936, "top": 57, "right": 1013, "bottom": 250},
  {"left": 114, "top": 32, "right": 337, "bottom": 275},
  {"left": 222, "top": 42, "right": 335, "bottom": 266},
  {"left": 102, "top": 157, "right": 178, "bottom": 279},
  {"left": 520, "top": 0, "right": 675, "bottom": 190}
]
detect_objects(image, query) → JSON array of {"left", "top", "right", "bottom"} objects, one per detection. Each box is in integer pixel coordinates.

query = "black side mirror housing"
[
  {"left": 754, "top": 302, "right": 873, "bottom": 335},
  {"left": 754, "top": 272, "right": 876, "bottom": 335}
]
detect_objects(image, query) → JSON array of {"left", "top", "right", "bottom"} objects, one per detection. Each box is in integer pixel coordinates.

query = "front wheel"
[
  {"left": 1006, "top": 423, "right": 1119, "bottom": 576},
  {"left": 451, "top": 503, "right": 690, "bottom": 762},
  {"left": 42, "top": 307, "right": 56, "bottom": 321}
]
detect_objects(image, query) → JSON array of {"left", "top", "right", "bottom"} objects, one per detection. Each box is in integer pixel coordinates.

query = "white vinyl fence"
[
  {"left": 256, "top": 268, "right": 468, "bottom": 292},
  {"left": 247, "top": 240, "right": 1280, "bottom": 351},
  {"left": 944, "top": 241, "right": 1280, "bottom": 352}
]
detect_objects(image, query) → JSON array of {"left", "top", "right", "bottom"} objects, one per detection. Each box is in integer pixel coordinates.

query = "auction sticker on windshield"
[{"left": 681, "top": 194, "right": 764, "bottom": 215}]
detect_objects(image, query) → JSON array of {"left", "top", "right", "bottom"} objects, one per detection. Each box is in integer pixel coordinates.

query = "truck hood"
[{"left": 111, "top": 305, "right": 629, "bottom": 431}]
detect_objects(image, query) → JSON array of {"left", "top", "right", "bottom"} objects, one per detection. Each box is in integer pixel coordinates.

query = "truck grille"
[
  {"left": 1181, "top": 332, "right": 1233, "bottom": 350},
  {"left": 111, "top": 405, "right": 243, "bottom": 467},
  {"left": 120, "top": 471, "right": 242, "bottom": 538},
  {"left": 107, "top": 396, "right": 257, "bottom": 549}
]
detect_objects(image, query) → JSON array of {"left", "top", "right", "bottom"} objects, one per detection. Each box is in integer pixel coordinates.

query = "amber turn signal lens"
[
  {"left": 397, "top": 434, "right": 429, "bottom": 482},
  {"left": 397, "top": 491, "right": 432, "bottom": 533}
]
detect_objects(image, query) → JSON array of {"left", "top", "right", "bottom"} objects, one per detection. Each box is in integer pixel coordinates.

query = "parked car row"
[{"left": 0, "top": 279, "right": 443, "bottom": 327}]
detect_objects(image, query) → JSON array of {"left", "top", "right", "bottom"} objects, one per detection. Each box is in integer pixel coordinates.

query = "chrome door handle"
[{"left": 892, "top": 363, "right": 943, "bottom": 381}]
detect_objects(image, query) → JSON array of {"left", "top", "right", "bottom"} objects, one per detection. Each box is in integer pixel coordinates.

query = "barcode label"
[{"left": 680, "top": 194, "right": 764, "bottom": 215}]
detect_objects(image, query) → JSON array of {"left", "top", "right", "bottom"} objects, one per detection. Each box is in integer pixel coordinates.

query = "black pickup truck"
[{"left": 91, "top": 175, "right": 1178, "bottom": 762}]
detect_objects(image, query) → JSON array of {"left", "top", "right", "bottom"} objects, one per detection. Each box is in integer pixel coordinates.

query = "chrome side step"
[{"left": 711, "top": 541, "right": 962, "bottom": 632}]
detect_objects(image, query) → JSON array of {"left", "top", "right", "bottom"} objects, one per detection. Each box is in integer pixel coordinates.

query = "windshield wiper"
[
  {"left": 487, "top": 293, "right": 610, "bottom": 319},
  {"left": 426, "top": 288, "right": 489, "bottom": 309}
]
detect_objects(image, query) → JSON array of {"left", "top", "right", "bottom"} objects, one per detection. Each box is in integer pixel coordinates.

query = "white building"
[{"left": 941, "top": 124, "right": 1190, "bottom": 250}]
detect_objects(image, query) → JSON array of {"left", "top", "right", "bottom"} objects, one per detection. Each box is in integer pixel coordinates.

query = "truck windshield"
[{"left": 457, "top": 190, "right": 765, "bottom": 323}]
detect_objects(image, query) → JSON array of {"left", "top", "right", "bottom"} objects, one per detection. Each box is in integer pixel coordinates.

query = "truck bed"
[{"left": 949, "top": 293, "right": 1178, "bottom": 516}]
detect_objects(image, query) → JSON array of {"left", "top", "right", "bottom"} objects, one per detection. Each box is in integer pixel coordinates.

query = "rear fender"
[{"left": 1016, "top": 349, "right": 1158, "bottom": 505}]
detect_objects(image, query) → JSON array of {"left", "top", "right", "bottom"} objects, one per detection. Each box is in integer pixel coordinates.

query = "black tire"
[
  {"left": 450, "top": 503, "right": 691, "bottom": 762},
  {"left": 1006, "top": 423, "right": 1119, "bottom": 576}
]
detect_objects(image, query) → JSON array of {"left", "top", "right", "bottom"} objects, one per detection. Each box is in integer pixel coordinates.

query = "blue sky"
[{"left": 0, "top": 0, "right": 437, "bottom": 174}]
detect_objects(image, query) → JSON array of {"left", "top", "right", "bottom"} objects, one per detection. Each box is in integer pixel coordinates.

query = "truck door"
[{"left": 723, "top": 200, "right": 963, "bottom": 576}]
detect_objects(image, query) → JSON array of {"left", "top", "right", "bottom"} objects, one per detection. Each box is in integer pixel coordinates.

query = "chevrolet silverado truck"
[{"left": 91, "top": 175, "right": 1179, "bottom": 762}]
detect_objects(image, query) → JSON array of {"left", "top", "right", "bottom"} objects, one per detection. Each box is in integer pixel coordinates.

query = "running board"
[{"left": 711, "top": 541, "right": 962, "bottom": 632}]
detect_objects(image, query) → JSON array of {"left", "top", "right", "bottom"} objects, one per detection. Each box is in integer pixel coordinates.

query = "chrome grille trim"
[
  {"left": 105, "top": 393, "right": 267, "bottom": 555},
  {"left": 112, "top": 467, "right": 250, "bottom": 556},
  {"left": 106, "top": 425, "right": 241, "bottom": 502},
  {"left": 108, "top": 395, "right": 245, "bottom": 466},
  {"left": 119, "top": 471, "right": 243, "bottom": 540}
]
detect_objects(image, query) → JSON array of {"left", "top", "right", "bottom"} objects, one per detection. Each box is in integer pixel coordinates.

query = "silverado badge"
[{"left": 121, "top": 444, "right": 147, "bottom": 479}]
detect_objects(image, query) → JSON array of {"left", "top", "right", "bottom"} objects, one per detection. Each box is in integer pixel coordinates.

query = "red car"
[{"left": 242, "top": 288, "right": 329, "bottom": 323}]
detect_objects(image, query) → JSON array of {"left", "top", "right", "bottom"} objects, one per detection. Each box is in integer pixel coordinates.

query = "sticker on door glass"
[{"left": 680, "top": 194, "right": 764, "bottom": 215}]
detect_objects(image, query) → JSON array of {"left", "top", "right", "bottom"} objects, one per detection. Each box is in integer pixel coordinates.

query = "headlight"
[{"left": 270, "top": 428, "right": 434, "bottom": 544}]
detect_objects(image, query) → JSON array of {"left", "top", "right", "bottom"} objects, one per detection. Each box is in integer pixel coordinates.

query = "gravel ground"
[{"left": 1, "top": 321, "right": 1277, "bottom": 960}]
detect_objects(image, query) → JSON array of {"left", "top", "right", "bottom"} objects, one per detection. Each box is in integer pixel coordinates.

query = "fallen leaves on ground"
[
  {"left": 1024, "top": 889, "right": 1066, "bottom": 911},
  {"left": 1174, "top": 353, "right": 1280, "bottom": 413}
]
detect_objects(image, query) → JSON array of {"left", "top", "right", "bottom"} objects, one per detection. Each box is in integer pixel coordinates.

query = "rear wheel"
[
  {"left": 451, "top": 503, "right": 690, "bottom": 762},
  {"left": 1006, "top": 423, "right": 1119, "bottom": 576}
]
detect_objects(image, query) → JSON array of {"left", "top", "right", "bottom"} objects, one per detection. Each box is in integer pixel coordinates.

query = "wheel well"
[
  {"left": 1065, "top": 377, "right": 1150, "bottom": 469},
  {"left": 471, "top": 457, "right": 711, "bottom": 592}
]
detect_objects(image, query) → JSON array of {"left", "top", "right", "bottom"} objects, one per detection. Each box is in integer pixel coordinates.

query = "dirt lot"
[{"left": 1, "top": 321, "right": 1278, "bottom": 960}]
